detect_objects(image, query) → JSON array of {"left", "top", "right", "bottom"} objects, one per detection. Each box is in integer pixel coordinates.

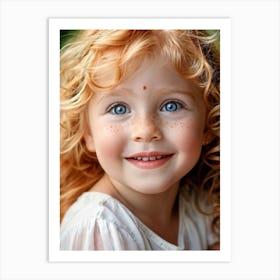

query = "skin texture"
[{"left": 85, "top": 55, "right": 208, "bottom": 245}]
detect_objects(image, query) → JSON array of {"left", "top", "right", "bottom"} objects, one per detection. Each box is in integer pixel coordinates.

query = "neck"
[{"left": 103, "top": 174, "right": 180, "bottom": 243}]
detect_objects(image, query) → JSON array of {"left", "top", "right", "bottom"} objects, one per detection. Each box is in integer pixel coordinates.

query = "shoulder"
[
  {"left": 61, "top": 192, "right": 121, "bottom": 229},
  {"left": 179, "top": 187, "right": 219, "bottom": 249},
  {"left": 60, "top": 192, "right": 147, "bottom": 250}
]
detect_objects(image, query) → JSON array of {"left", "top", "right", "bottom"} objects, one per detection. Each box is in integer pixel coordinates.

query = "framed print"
[{"left": 49, "top": 17, "right": 231, "bottom": 262}]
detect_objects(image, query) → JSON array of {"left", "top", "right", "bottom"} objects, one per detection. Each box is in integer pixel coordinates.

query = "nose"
[{"left": 131, "top": 115, "right": 163, "bottom": 142}]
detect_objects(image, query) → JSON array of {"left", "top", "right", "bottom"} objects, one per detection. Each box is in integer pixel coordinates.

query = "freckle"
[
  {"left": 107, "top": 125, "right": 118, "bottom": 133},
  {"left": 167, "top": 121, "right": 185, "bottom": 129}
]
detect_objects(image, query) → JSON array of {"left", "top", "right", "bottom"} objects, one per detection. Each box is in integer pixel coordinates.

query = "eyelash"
[
  {"left": 107, "top": 99, "right": 186, "bottom": 115},
  {"left": 160, "top": 100, "right": 185, "bottom": 112},
  {"left": 107, "top": 103, "right": 131, "bottom": 115}
]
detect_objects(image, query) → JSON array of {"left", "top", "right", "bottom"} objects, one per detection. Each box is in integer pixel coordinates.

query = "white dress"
[{"left": 60, "top": 188, "right": 218, "bottom": 250}]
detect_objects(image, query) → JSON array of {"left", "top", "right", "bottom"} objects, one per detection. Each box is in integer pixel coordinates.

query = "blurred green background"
[{"left": 60, "top": 30, "right": 79, "bottom": 49}]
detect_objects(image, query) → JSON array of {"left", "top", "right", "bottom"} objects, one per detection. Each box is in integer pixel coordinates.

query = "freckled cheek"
[
  {"left": 163, "top": 120, "right": 204, "bottom": 150},
  {"left": 93, "top": 124, "right": 127, "bottom": 158}
]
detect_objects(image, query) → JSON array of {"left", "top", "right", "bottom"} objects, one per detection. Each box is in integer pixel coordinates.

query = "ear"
[
  {"left": 84, "top": 132, "right": 96, "bottom": 152},
  {"left": 202, "top": 131, "right": 214, "bottom": 146}
]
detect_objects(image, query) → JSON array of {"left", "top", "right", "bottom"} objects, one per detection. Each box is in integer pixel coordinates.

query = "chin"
[{"left": 130, "top": 183, "right": 176, "bottom": 195}]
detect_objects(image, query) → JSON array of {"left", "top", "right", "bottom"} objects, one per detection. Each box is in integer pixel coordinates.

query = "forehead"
[
  {"left": 93, "top": 52, "right": 192, "bottom": 91},
  {"left": 90, "top": 55, "right": 202, "bottom": 107},
  {"left": 121, "top": 58, "right": 179, "bottom": 87}
]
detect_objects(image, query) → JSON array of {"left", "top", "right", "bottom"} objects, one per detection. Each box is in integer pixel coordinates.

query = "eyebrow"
[
  {"left": 157, "top": 88, "right": 197, "bottom": 97},
  {"left": 95, "top": 89, "right": 132, "bottom": 105}
]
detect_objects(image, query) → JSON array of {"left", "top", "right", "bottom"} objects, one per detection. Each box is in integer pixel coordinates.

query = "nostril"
[
  {"left": 134, "top": 136, "right": 142, "bottom": 142},
  {"left": 132, "top": 128, "right": 163, "bottom": 142}
]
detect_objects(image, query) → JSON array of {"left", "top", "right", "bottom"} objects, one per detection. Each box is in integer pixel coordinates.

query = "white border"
[
  {"left": 1, "top": 1, "right": 279, "bottom": 279},
  {"left": 49, "top": 18, "right": 231, "bottom": 262}
]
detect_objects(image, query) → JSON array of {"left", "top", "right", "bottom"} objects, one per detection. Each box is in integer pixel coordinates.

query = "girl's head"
[{"left": 60, "top": 30, "right": 220, "bottom": 234}]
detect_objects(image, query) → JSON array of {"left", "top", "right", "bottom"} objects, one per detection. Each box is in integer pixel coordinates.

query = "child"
[{"left": 60, "top": 30, "right": 220, "bottom": 250}]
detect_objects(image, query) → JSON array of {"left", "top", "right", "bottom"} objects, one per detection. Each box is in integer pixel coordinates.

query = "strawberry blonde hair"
[{"left": 60, "top": 30, "right": 220, "bottom": 237}]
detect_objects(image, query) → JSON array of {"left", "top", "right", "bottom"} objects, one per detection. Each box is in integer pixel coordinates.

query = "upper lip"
[{"left": 125, "top": 151, "right": 173, "bottom": 159}]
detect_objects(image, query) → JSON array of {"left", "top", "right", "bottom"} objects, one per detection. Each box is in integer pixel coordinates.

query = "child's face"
[{"left": 85, "top": 55, "right": 207, "bottom": 195}]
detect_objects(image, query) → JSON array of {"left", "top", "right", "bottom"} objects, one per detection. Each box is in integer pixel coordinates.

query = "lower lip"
[{"left": 125, "top": 155, "right": 173, "bottom": 169}]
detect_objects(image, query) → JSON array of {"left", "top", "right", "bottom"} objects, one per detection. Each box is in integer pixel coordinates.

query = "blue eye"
[
  {"left": 161, "top": 101, "right": 183, "bottom": 112},
  {"left": 109, "top": 104, "right": 129, "bottom": 115}
]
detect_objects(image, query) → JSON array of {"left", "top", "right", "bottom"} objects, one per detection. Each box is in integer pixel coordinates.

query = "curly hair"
[{"left": 60, "top": 30, "right": 220, "bottom": 238}]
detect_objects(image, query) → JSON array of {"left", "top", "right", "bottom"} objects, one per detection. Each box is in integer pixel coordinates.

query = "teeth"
[{"left": 133, "top": 155, "right": 168, "bottom": 161}]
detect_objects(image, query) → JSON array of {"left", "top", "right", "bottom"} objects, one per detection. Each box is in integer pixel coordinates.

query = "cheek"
[
  {"left": 93, "top": 124, "right": 126, "bottom": 158},
  {"left": 165, "top": 119, "right": 204, "bottom": 151}
]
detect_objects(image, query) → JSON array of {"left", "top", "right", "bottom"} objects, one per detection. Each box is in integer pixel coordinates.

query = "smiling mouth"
[
  {"left": 131, "top": 155, "right": 170, "bottom": 161},
  {"left": 125, "top": 152, "right": 173, "bottom": 169}
]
